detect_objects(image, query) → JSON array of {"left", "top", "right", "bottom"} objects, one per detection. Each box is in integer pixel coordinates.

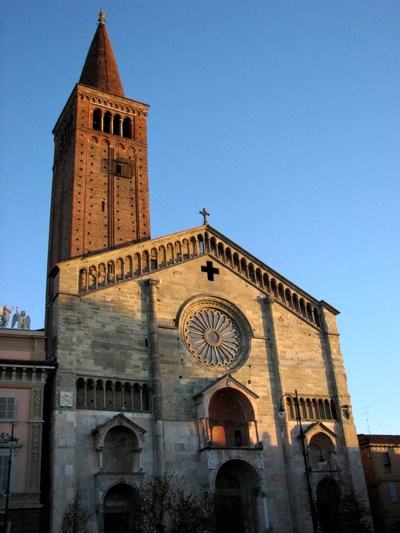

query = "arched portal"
[
  {"left": 103, "top": 483, "right": 140, "bottom": 533},
  {"left": 215, "top": 459, "right": 260, "bottom": 533},
  {"left": 209, "top": 388, "right": 256, "bottom": 447},
  {"left": 316, "top": 478, "right": 341, "bottom": 533}
]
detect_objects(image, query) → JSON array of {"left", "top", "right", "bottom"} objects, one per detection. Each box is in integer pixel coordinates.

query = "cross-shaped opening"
[{"left": 201, "top": 261, "right": 220, "bottom": 281}]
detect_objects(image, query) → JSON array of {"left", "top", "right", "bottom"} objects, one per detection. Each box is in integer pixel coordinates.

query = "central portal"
[
  {"left": 103, "top": 484, "right": 140, "bottom": 533},
  {"left": 215, "top": 460, "right": 260, "bottom": 533}
]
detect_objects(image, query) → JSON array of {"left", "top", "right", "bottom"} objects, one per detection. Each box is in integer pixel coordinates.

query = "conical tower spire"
[{"left": 79, "top": 11, "right": 125, "bottom": 96}]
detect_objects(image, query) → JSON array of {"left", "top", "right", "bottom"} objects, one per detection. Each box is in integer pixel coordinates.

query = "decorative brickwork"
[{"left": 48, "top": 85, "right": 150, "bottom": 274}]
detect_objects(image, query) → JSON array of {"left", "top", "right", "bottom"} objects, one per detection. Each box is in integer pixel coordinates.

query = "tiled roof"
[
  {"left": 79, "top": 18, "right": 124, "bottom": 97},
  {"left": 358, "top": 434, "right": 400, "bottom": 446}
]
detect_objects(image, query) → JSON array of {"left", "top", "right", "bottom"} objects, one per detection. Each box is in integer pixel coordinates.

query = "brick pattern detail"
[{"left": 48, "top": 85, "right": 151, "bottom": 274}]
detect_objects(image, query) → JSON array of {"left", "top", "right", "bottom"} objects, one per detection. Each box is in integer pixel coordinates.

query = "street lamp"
[
  {"left": 306, "top": 442, "right": 328, "bottom": 472},
  {"left": 278, "top": 390, "right": 319, "bottom": 533},
  {"left": 1, "top": 424, "right": 18, "bottom": 533}
]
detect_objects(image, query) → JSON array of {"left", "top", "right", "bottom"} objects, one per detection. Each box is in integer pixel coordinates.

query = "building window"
[
  {"left": 235, "top": 430, "right": 243, "bottom": 447},
  {"left": 0, "top": 396, "right": 18, "bottom": 421},
  {"left": 102, "top": 158, "right": 133, "bottom": 178},
  {"left": 389, "top": 482, "right": 398, "bottom": 503},
  {"left": 0, "top": 452, "right": 15, "bottom": 493},
  {"left": 0, "top": 454, "right": 9, "bottom": 492},
  {"left": 383, "top": 452, "right": 392, "bottom": 473}
]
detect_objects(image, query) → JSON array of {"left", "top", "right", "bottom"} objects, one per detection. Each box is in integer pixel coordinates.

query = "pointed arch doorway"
[
  {"left": 215, "top": 460, "right": 260, "bottom": 533},
  {"left": 103, "top": 483, "right": 141, "bottom": 533}
]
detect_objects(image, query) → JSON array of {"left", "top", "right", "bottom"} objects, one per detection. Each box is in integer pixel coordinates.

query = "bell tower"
[{"left": 47, "top": 11, "right": 151, "bottom": 275}]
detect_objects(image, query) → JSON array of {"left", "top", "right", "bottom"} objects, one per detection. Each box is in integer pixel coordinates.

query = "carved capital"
[{"left": 146, "top": 279, "right": 160, "bottom": 288}]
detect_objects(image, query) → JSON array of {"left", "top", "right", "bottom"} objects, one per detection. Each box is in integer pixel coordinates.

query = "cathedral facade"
[{"left": 46, "top": 13, "right": 369, "bottom": 533}]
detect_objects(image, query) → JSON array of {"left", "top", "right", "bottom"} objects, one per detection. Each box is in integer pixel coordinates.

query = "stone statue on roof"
[
  {"left": 11, "top": 307, "right": 31, "bottom": 330},
  {"left": 0, "top": 305, "right": 14, "bottom": 328}
]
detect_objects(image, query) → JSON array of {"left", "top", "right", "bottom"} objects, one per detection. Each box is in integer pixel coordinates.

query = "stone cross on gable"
[{"left": 199, "top": 208, "right": 210, "bottom": 225}]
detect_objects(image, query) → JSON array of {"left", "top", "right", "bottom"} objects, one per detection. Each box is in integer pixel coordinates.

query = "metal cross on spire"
[{"left": 199, "top": 208, "right": 210, "bottom": 225}]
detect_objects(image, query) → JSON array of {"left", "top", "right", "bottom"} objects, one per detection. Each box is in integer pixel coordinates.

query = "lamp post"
[
  {"left": 278, "top": 390, "right": 319, "bottom": 533},
  {"left": 306, "top": 442, "right": 328, "bottom": 472},
  {"left": 2, "top": 424, "right": 17, "bottom": 533}
]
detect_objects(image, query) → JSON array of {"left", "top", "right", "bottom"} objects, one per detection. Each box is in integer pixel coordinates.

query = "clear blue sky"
[{"left": 1, "top": 1, "right": 399, "bottom": 435}]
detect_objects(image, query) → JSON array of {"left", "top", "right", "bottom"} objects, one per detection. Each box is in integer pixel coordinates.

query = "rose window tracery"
[{"left": 180, "top": 299, "right": 251, "bottom": 368}]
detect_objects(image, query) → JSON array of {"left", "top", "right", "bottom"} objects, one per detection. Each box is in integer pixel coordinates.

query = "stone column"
[
  {"left": 320, "top": 305, "right": 371, "bottom": 517},
  {"left": 263, "top": 296, "right": 299, "bottom": 532},
  {"left": 146, "top": 279, "right": 165, "bottom": 475},
  {"left": 259, "top": 489, "right": 271, "bottom": 530},
  {"left": 98, "top": 447, "right": 103, "bottom": 471}
]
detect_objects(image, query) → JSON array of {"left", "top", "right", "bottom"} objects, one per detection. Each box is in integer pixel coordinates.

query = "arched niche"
[
  {"left": 194, "top": 375, "right": 260, "bottom": 449},
  {"left": 103, "top": 426, "right": 138, "bottom": 472},
  {"left": 92, "top": 413, "right": 146, "bottom": 472},
  {"left": 209, "top": 387, "right": 255, "bottom": 447}
]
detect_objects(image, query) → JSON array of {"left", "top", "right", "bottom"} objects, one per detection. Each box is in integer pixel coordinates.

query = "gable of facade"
[{"left": 48, "top": 223, "right": 369, "bottom": 532}]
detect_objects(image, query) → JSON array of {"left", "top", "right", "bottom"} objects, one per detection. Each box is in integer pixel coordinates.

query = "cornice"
[{"left": 77, "top": 84, "right": 149, "bottom": 115}]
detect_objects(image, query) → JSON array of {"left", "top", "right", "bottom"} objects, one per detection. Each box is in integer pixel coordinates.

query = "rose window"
[{"left": 184, "top": 309, "right": 241, "bottom": 367}]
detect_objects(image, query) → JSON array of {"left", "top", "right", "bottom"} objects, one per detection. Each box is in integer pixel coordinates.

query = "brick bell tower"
[{"left": 47, "top": 11, "right": 151, "bottom": 275}]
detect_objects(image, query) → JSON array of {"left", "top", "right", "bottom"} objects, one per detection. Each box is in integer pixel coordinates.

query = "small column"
[
  {"left": 98, "top": 447, "right": 103, "bottom": 471},
  {"left": 205, "top": 418, "right": 211, "bottom": 443},
  {"left": 121, "top": 384, "right": 125, "bottom": 410},
  {"left": 146, "top": 279, "right": 165, "bottom": 475},
  {"left": 259, "top": 489, "right": 271, "bottom": 530}
]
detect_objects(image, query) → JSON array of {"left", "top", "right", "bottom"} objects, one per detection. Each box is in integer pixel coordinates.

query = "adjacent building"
[
  {"left": 0, "top": 328, "right": 55, "bottom": 532},
  {"left": 359, "top": 434, "right": 400, "bottom": 532}
]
